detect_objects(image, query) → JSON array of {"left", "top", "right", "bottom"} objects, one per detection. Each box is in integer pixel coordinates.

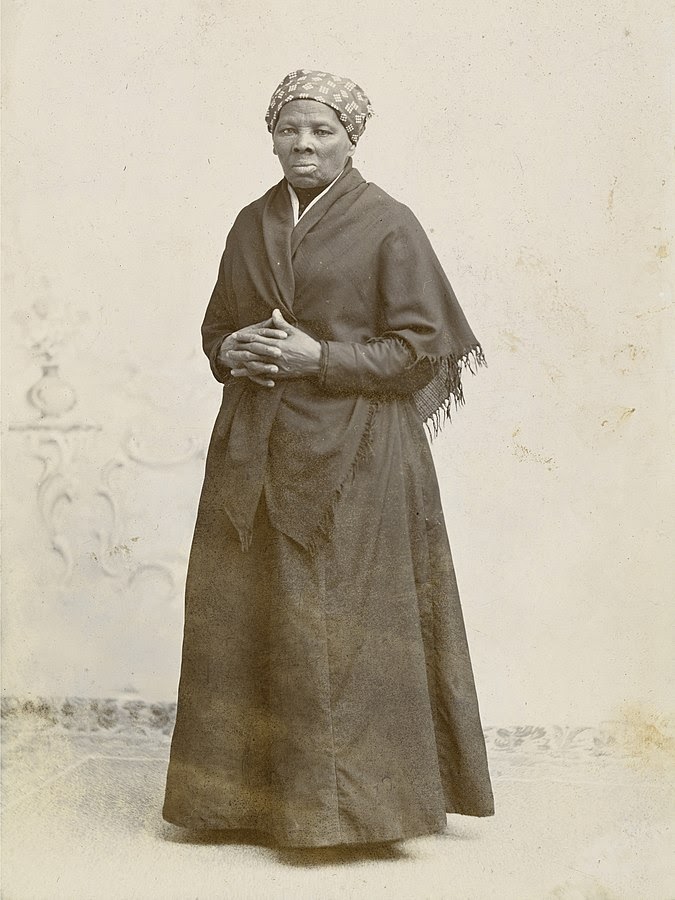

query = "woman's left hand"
[{"left": 234, "top": 309, "right": 321, "bottom": 379}]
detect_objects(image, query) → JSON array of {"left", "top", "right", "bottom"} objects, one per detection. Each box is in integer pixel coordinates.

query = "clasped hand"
[{"left": 217, "top": 309, "right": 321, "bottom": 388}]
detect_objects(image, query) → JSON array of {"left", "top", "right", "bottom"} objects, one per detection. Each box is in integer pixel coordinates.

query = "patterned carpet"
[{"left": 2, "top": 698, "right": 673, "bottom": 899}]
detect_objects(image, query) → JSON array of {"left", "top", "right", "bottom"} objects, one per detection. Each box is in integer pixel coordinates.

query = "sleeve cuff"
[
  {"left": 208, "top": 335, "right": 231, "bottom": 383},
  {"left": 318, "top": 340, "right": 329, "bottom": 386}
]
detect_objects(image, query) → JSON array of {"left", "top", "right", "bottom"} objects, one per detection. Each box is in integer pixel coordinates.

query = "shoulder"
[
  {"left": 361, "top": 181, "right": 412, "bottom": 215},
  {"left": 359, "top": 182, "right": 426, "bottom": 234},
  {"left": 229, "top": 182, "right": 280, "bottom": 232},
  {"left": 356, "top": 182, "right": 432, "bottom": 252},
  {"left": 220, "top": 177, "right": 290, "bottom": 247},
  {"left": 217, "top": 181, "right": 284, "bottom": 254}
]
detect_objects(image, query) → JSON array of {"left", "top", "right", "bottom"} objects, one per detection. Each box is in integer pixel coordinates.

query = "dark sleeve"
[
  {"left": 201, "top": 247, "right": 236, "bottom": 384},
  {"left": 318, "top": 336, "right": 436, "bottom": 398},
  {"left": 317, "top": 210, "right": 445, "bottom": 398}
]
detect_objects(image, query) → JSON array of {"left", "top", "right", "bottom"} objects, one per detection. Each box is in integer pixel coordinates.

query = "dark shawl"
[{"left": 201, "top": 161, "right": 484, "bottom": 552}]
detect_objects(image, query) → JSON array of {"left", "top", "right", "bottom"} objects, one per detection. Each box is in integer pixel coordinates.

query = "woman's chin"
[{"left": 288, "top": 174, "right": 322, "bottom": 189}]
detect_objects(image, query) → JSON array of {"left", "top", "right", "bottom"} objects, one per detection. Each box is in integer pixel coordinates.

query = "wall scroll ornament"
[
  {"left": 9, "top": 422, "right": 100, "bottom": 581},
  {"left": 91, "top": 430, "right": 201, "bottom": 598},
  {"left": 27, "top": 363, "right": 77, "bottom": 419},
  {"left": 11, "top": 291, "right": 201, "bottom": 596},
  {"left": 10, "top": 293, "right": 99, "bottom": 581}
]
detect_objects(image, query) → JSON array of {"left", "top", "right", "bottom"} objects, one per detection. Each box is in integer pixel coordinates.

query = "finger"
[
  {"left": 247, "top": 374, "right": 276, "bottom": 388},
  {"left": 234, "top": 339, "right": 283, "bottom": 358},
  {"left": 231, "top": 368, "right": 275, "bottom": 388},
  {"left": 235, "top": 330, "right": 287, "bottom": 344},
  {"left": 272, "top": 308, "right": 291, "bottom": 329},
  {"left": 230, "top": 349, "right": 274, "bottom": 363},
  {"left": 244, "top": 361, "right": 278, "bottom": 375}
]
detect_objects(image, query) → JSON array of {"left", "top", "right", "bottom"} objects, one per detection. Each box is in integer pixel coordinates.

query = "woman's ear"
[
  {"left": 272, "top": 144, "right": 278, "bottom": 157},
  {"left": 347, "top": 144, "right": 356, "bottom": 158}
]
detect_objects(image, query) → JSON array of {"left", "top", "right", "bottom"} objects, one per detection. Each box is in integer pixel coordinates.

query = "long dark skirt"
[{"left": 163, "top": 398, "right": 494, "bottom": 847}]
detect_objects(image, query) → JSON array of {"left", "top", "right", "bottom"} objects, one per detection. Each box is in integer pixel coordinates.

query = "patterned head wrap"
[{"left": 265, "top": 69, "right": 373, "bottom": 146}]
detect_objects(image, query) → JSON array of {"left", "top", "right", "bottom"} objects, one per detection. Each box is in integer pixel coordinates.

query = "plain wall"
[{"left": 2, "top": 0, "right": 673, "bottom": 726}]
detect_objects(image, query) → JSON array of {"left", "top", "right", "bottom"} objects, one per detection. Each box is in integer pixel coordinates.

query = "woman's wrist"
[
  {"left": 317, "top": 340, "right": 329, "bottom": 384},
  {"left": 217, "top": 334, "right": 234, "bottom": 365},
  {"left": 212, "top": 334, "right": 234, "bottom": 380},
  {"left": 304, "top": 339, "right": 323, "bottom": 375}
]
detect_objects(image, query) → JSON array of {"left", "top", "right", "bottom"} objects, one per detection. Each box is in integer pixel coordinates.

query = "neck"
[
  {"left": 293, "top": 183, "right": 330, "bottom": 215},
  {"left": 289, "top": 160, "right": 351, "bottom": 215}
]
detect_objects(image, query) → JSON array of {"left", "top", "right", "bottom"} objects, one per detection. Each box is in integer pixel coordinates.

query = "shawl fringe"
[
  {"left": 303, "top": 399, "right": 379, "bottom": 558},
  {"left": 234, "top": 348, "right": 484, "bottom": 552},
  {"left": 238, "top": 528, "right": 253, "bottom": 554},
  {"left": 415, "top": 345, "right": 487, "bottom": 440}
]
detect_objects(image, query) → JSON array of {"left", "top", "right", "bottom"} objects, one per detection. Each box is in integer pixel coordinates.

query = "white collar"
[{"left": 286, "top": 169, "right": 343, "bottom": 226}]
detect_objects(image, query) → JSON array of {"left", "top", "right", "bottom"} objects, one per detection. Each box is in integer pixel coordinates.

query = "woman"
[{"left": 163, "top": 69, "right": 494, "bottom": 848}]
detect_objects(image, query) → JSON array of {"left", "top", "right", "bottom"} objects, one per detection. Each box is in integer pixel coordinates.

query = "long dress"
[{"left": 162, "top": 161, "right": 494, "bottom": 847}]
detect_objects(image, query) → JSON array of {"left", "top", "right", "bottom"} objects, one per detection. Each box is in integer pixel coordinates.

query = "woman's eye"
[{"left": 315, "top": 130, "right": 331, "bottom": 136}]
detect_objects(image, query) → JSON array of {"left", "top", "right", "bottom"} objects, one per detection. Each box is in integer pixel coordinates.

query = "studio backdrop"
[{"left": 2, "top": 0, "right": 672, "bottom": 739}]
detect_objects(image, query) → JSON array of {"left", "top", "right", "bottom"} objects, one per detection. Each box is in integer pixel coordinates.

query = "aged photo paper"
[{"left": 2, "top": 1, "right": 673, "bottom": 897}]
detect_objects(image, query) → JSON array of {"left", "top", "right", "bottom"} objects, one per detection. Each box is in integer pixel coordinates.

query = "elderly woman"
[{"left": 163, "top": 69, "right": 494, "bottom": 848}]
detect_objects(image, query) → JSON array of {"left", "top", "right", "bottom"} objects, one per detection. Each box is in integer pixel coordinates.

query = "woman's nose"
[{"left": 293, "top": 133, "right": 314, "bottom": 153}]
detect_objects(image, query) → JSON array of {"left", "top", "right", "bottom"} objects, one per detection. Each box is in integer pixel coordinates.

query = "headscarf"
[{"left": 265, "top": 69, "right": 373, "bottom": 145}]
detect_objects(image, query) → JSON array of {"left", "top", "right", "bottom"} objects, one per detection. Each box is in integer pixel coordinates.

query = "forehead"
[{"left": 275, "top": 99, "right": 343, "bottom": 127}]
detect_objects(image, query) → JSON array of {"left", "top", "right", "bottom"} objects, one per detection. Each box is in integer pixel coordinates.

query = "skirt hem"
[{"left": 161, "top": 806, "right": 492, "bottom": 849}]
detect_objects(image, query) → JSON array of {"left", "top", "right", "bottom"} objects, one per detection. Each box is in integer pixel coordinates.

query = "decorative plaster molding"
[
  {"left": 0, "top": 698, "right": 637, "bottom": 764},
  {"left": 123, "top": 432, "right": 203, "bottom": 468},
  {"left": 9, "top": 418, "right": 196, "bottom": 592},
  {"left": 8, "top": 423, "right": 101, "bottom": 581},
  {"left": 9, "top": 290, "right": 203, "bottom": 613},
  {"left": 1, "top": 697, "right": 177, "bottom": 737},
  {"left": 92, "top": 429, "right": 199, "bottom": 594}
]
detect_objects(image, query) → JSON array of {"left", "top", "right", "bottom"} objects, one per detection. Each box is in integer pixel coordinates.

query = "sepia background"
[{"left": 2, "top": 0, "right": 673, "bottom": 897}]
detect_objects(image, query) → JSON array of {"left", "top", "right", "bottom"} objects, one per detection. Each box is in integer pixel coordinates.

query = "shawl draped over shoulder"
[
  {"left": 163, "top": 160, "right": 495, "bottom": 845},
  {"left": 201, "top": 160, "right": 485, "bottom": 553}
]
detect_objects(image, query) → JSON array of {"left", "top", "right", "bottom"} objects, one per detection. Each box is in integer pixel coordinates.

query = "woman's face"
[{"left": 272, "top": 99, "right": 355, "bottom": 189}]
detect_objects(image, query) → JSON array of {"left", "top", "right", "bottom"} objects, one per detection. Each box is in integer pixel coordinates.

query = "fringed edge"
[
  {"left": 418, "top": 345, "right": 487, "bottom": 441},
  {"left": 238, "top": 528, "right": 253, "bottom": 553},
  {"left": 303, "top": 399, "right": 379, "bottom": 558}
]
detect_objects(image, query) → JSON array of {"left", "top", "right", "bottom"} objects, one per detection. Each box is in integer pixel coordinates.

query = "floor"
[{"left": 2, "top": 719, "right": 673, "bottom": 900}]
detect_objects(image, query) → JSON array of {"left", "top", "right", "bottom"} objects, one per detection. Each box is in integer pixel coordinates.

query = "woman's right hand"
[{"left": 217, "top": 317, "right": 288, "bottom": 388}]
